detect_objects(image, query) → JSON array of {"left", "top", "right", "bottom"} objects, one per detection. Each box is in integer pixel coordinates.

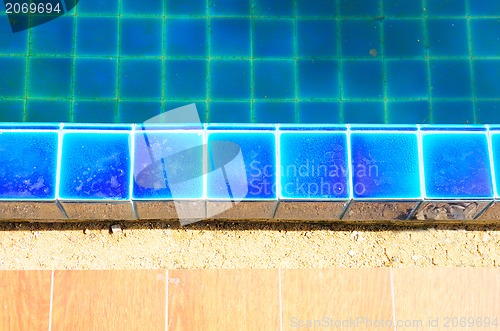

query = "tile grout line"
[
  {"left": 389, "top": 268, "right": 397, "bottom": 331},
  {"left": 69, "top": 4, "right": 79, "bottom": 122},
  {"left": 48, "top": 270, "right": 55, "bottom": 331},
  {"left": 293, "top": 0, "right": 299, "bottom": 123},
  {"left": 161, "top": 0, "right": 167, "bottom": 115},
  {"left": 335, "top": 0, "right": 343, "bottom": 123},
  {"left": 22, "top": 13, "right": 33, "bottom": 121},
  {"left": 165, "top": 269, "right": 169, "bottom": 331},
  {"left": 114, "top": 0, "right": 123, "bottom": 123},
  {"left": 422, "top": 0, "right": 433, "bottom": 123},
  {"left": 465, "top": 0, "right": 477, "bottom": 124},
  {"left": 379, "top": 0, "right": 388, "bottom": 124},
  {"left": 206, "top": 0, "right": 211, "bottom": 122},
  {"left": 250, "top": 0, "right": 255, "bottom": 122},
  {"left": 278, "top": 268, "right": 283, "bottom": 331}
]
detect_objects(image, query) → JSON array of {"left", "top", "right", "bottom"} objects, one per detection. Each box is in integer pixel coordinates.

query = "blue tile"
[
  {"left": 210, "top": 60, "right": 251, "bottom": 99},
  {"left": 75, "top": 59, "right": 117, "bottom": 98},
  {"left": 0, "top": 18, "right": 28, "bottom": 54},
  {"left": 470, "top": 1, "right": 500, "bottom": 15},
  {"left": 343, "top": 102, "right": 385, "bottom": 124},
  {"left": 297, "top": 0, "right": 336, "bottom": 16},
  {"left": 120, "top": 18, "right": 162, "bottom": 56},
  {"left": 164, "top": 102, "right": 207, "bottom": 123},
  {"left": 384, "top": 19, "right": 424, "bottom": 57},
  {"left": 0, "top": 57, "right": 25, "bottom": 97},
  {"left": 298, "top": 60, "right": 339, "bottom": 99},
  {"left": 351, "top": 132, "right": 421, "bottom": 199},
  {"left": 165, "top": 60, "right": 207, "bottom": 99},
  {"left": 341, "top": 20, "right": 381, "bottom": 58},
  {"left": 73, "top": 101, "right": 117, "bottom": 123},
  {"left": 298, "top": 102, "right": 340, "bottom": 123},
  {"left": 209, "top": 102, "right": 251, "bottom": 123},
  {"left": 430, "top": 60, "right": 471, "bottom": 98},
  {"left": 166, "top": 0, "right": 206, "bottom": 15},
  {"left": 254, "top": 60, "right": 294, "bottom": 99},
  {"left": 209, "top": 0, "right": 250, "bottom": 15},
  {"left": 118, "top": 101, "right": 162, "bottom": 123},
  {"left": 297, "top": 19, "right": 337, "bottom": 57},
  {"left": 280, "top": 132, "right": 349, "bottom": 199},
  {"left": 122, "top": 0, "right": 162, "bottom": 14},
  {"left": 0, "top": 131, "right": 58, "bottom": 200},
  {"left": 387, "top": 101, "right": 430, "bottom": 124},
  {"left": 343, "top": 60, "right": 383, "bottom": 99},
  {"left": 165, "top": 19, "right": 206, "bottom": 57},
  {"left": 30, "top": 16, "right": 73, "bottom": 55},
  {"left": 279, "top": 124, "right": 346, "bottom": 131},
  {"left": 473, "top": 60, "right": 500, "bottom": 98},
  {"left": 77, "top": 1, "right": 117, "bottom": 14},
  {"left": 76, "top": 17, "right": 117, "bottom": 56},
  {"left": 254, "top": 102, "right": 295, "bottom": 123},
  {"left": 383, "top": 0, "right": 422, "bottom": 16},
  {"left": 210, "top": 19, "right": 250, "bottom": 57},
  {"left": 426, "top": 0, "right": 466, "bottom": 15},
  {"left": 133, "top": 131, "right": 203, "bottom": 199},
  {"left": 0, "top": 100, "right": 24, "bottom": 121},
  {"left": 59, "top": 132, "right": 131, "bottom": 200},
  {"left": 26, "top": 100, "right": 70, "bottom": 122},
  {"left": 427, "top": 19, "right": 468, "bottom": 56},
  {"left": 476, "top": 101, "right": 500, "bottom": 124},
  {"left": 253, "top": 20, "right": 294, "bottom": 58},
  {"left": 432, "top": 101, "right": 474, "bottom": 124},
  {"left": 253, "top": 0, "right": 293, "bottom": 16},
  {"left": 120, "top": 59, "right": 162, "bottom": 99},
  {"left": 489, "top": 133, "right": 500, "bottom": 197},
  {"left": 28, "top": 58, "right": 72, "bottom": 98},
  {"left": 339, "top": 0, "right": 380, "bottom": 16},
  {"left": 386, "top": 60, "right": 428, "bottom": 98},
  {"left": 422, "top": 132, "right": 493, "bottom": 199},
  {"left": 62, "top": 124, "right": 132, "bottom": 131},
  {"left": 207, "top": 131, "right": 276, "bottom": 200},
  {"left": 471, "top": 19, "right": 500, "bottom": 57}
]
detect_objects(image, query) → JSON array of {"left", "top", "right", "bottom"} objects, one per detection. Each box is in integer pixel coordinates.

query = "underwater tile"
[
  {"left": 165, "top": 19, "right": 206, "bottom": 57},
  {"left": 254, "top": 102, "right": 295, "bottom": 123},
  {"left": 297, "top": 19, "right": 336, "bottom": 57},
  {"left": 386, "top": 60, "right": 428, "bottom": 98},
  {"left": 488, "top": 132, "right": 500, "bottom": 199},
  {"left": 28, "top": 57, "right": 72, "bottom": 98},
  {"left": 120, "top": 18, "right": 162, "bottom": 56},
  {"left": 427, "top": 19, "right": 468, "bottom": 56},
  {"left": 473, "top": 60, "right": 500, "bottom": 98},
  {"left": 254, "top": 60, "right": 295, "bottom": 99},
  {"left": 253, "top": 19, "right": 294, "bottom": 57},
  {"left": 75, "top": 59, "right": 117, "bottom": 98},
  {"left": 383, "top": 19, "right": 424, "bottom": 57},
  {"left": 296, "top": 0, "right": 336, "bottom": 16},
  {"left": 341, "top": 19, "right": 381, "bottom": 58},
  {"left": 383, "top": 0, "right": 423, "bottom": 16},
  {"left": 30, "top": 15, "right": 73, "bottom": 56},
  {"left": 73, "top": 101, "right": 117, "bottom": 123},
  {"left": 426, "top": 0, "right": 466, "bottom": 16},
  {"left": 253, "top": 0, "right": 293, "bottom": 16},
  {"left": 343, "top": 201, "right": 419, "bottom": 221},
  {"left": 26, "top": 101, "right": 70, "bottom": 122},
  {"left": 77, "top": 1, "right": 117, "bottom": 14},
  {"left": 476, "top": 102, "right": 500, "bottom": 124},
  {"left": 209, "top": 102, "right": 251, "bottom": 123},
  {"left": 298, "top": 60, "right": 339, "bottom": 99},
  {"left": 470, "top": 19, "right": 500, "bottom": 56},
  {"left": 0, "top": 57, "right": 25, "bottom": 97},
  {"left": 209, "top": 0, "right": 250, "bottom": 15},
  {"left": 0, "top": 18, "right": 27, "bottom": 54},
  {"left": 298, "top": 102, "right": 340, "bottom": 124},
  {"left": 166, "top": 0, "right": 205, "bottom": 15},
  {"left": 342, "top": 60, "right": 383, "bottom": 99},
  {"left": 118, "top": 102, "right": 162, "bottom": 123},
  {"left": 470, "top": 2, "right": 500, "bottom": 15},
  {"left": 339, "top": 0, "right": 380, "bottom": 16},
  {"left": 76, "top": 17, "right": 117, "bottom": 56},
  {"left": 121, "top": 0, "right": 162, "bottom": 14},
  {"left": 0, "top": 100, "right": 24, "bottom": 122},
  {"left": 120, "top": 59, "right": 162, "bottom": 99},
  {"left": 430, "top": 60, "right": 471, "bottom": 98},
  {"left": 164, "top": 102, "right": 207, "bottom": 123},
  {"left": 210, "top": 60, "right": 251, "bottom": 100},
  {"left": 165, "top": 60, "right": 207, "bottom": 99},
  {"left": 210, "top": 18, "right": 250, "bottom": 57},
  {"left": 343, "top": 102, "right": 385, "bottom": 124},
  {"left": 431, "top": 101, "right": 474, "bottom": 124},
  {"left": 414, "top": 201, "right": 489, "bottom": 221},
  {"left": 387, "top": 101, "right": 430, "bottom": 124}
]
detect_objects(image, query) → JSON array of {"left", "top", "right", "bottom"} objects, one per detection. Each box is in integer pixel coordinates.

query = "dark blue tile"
[
  {"left": 77, "top": 1, "right": 117, "bottom": 14},
  {"left": 165, "top": 19, "right": 206, "bottom": 57},
  {"left": 343, "top": 102, "right": 385, "bottom": 123},
  {"left": 0, "top": 100, "right": 24, "bottom": 121},
  {"left": 0, "top": 57, "right": 25, "bottom": 97},
  {"left": 207, "top": 124, "right": 276, "bottom": 131},
  {"left": 210, "top": 60, "right": 251, "bottom": 99},
  {"left": 163, "top": 102, "right": 207, "bottom": 123},
  {"left": 28, "top": 58, "right": 72, "bottom": 98},
  {"left": 384, "top": 19, "right": 424, "bottom": 57},
  {"left": 59, "top": 132, "right": 131, "bottom": 200},
  {"left": 386, "top": 60, "right": 428, "bottom": 98},
  {"left": 476, "top": 101, "right": 500, "bottom": 124},
  {"left": 280, "top": 132, "right": 349, "bottom": 199},
  {"left": 0, "top": 131, "right": 58, "bottom": 200},
  {"left": 0, "top": 123, "right": 60, "bottom": 130},
  {"left": 350, "top": 124, "right": 417, "bottom": 131},
  {"left": 387, "top": 101, "right": 430, "bottom": 124},
  {"left": 342, "top": 60, "right": 383, "bottom": 99},
  {"left": 253, "top": 0, "right": 293, "bottom": 16},
  {"left": 254, "top": 102, "right": 295, "bottom": 123},
  {"left": 121, "top": 0, "right": 163, "bottom": 14},
  {"left": 120, "top": 18, "right": 162, "bottom": 56},
  {"left": 0, "top": 18, "right": 28, "bottom": 54},
  {"left": 432, "top": 101, "right": 474, "bottom": 124},
  {"left": 209, "top": 0, "right": 250, "bottom": 15},
  {"left": 473, "top": 60, "right": 500, "bottom": 98},
  {"left": 422, "top": 132, "right": 493, "bottom": 199},
  {"left": 254, "top": 60, "right": 294, "bottom": 99},
  {"left": 280, "top": 124, "right": 346, "bottom": 131},
  {"left": 120, "top": 59, "right": 162, "bottom": 99},
  {"left": 426, "top": 0, "right": 466, "bottom": 15},
  {"left": 207, "top": 131, "right": 276, "bottom": 199},
  {"left": 430, "top": 60, "right": 471, "bottom": 98},
  {"left": 339, "top": 0, "right": 380, "bottom": 16},
  {"left": 471, "top": 19, "right": 500, "bottom": 57},
  {"left": 73, "top": 101, "right": 117, "bottom": 123},
  {"left": 26, "top": 100, "right": 70, "bottom": 122},
  {"left": 341, "top": 20, "right": 381, "bottom": 58},
  {"left": 298, "top": 102, "right": 340, "bottom": 123},
  {"left": 470, "top": 1, "right": 500, "bottom": 15},
  {"left": 297, "top": 0, "right": 335, "bottom": 16},
  {"left": 253, "top": 20, "right": 294, "bottom": 58},
  {"left": 420, "top": 125, "right": 486, "bottom": 131},
  {"left": 210, "top": 18, "right": 250, "bottom": 57},
  {"left": 165, "top": 60, "right": 207, "bottom": 99},
  {"left": 76, "top": 17, "right": 117, "bottom": 56},
  {"left": 298, "top": 60, "right": 339, "bottom": 99},
  {"left": 209, "top": 102, "right": 251, "bottom": 123},
  {"left": 383, "top": 0, "right": 422, "bottom": 16},
  {"left": 428, "top": 19, "right": 468, "bottom": 56},
  {"left": 166, "top": 0, "right": 205, "bottom": 15},
  {"left": 30, "top": 16, "right": 73, "bottom": 55},
  {"left": 297, "top": 19, "right": 336, "bottom": 57},
  {"left": 351, "top": 132, "right": 420, "bottom": 199},
  {"left": 62, "top": 124, "right": 132, "bottom": 131},
  {"left": 75, "top": 59, "right": 117, "bottom": 98},
  {"left": 133, "top": 131, "right": 203, "bottom": 199},
  {"left": 118, "top": 101, "right": 162, "bottom": 123}
]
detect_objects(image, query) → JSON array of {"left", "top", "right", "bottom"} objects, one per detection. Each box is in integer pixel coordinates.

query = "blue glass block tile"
[
  {"left": 298, "top": 60, "right": 339, "bottom": 99},
  {"left": 133, "top": 132, "right": 203, "bottom": 199},
  {"left": 0, "top": 131, "right": 58, "bottom": 200},
  {"left": 253, "top": 0, "right": 293, "bottom": 16},
  {"left": 426, "top": 0, "right": 466, "bottom": 15},
  {"left": 166, "top": 0, "right": 205, "bottom": 15},
  {"left": 0, "top": 100, "right": 24, "bottom": 121},
  {"left": 76, "top": 18, "right": 117, "bottom": 56},
  {"left": 432, "top": 101, "right": 474, "bottom": 124},
  {"left": 210, "top": 19, "right": 250, "bottom": 57},
  {"left": 209, "top": 0, "right": 250, "bottom": 15},
  {"left": 0, "top": 123, "right": 60, "bottom": 130},
  {"left": 476, "top": 102, "right": 500, "bottom": 124},
  {"left": 387, "top": 101, "right": 430, "bottom": 124},
  {"left": 210, "top": 60, "right": 251, "bottom": 99},
  {"left": 254, "top": 102, "right": 295, "bottom": 123},
  {"left": 165, "top": 19, "right": 206, "bottom": 57},
  {"left": 254, "top": 60, "right": 294, "bottom": 99},
  {"left": 73, "top": 101, "right": 116, "bottom": 123},
  {"left": 279, "top": 124, "right": 346, "bottom": 131},
  {"left": 122, "top": 0, "right": 162, "bottom": 14},
  {"left": 164, "top": 102, "right": 207, "bottom": 123},
  {"left": 75, "top": 59, "right": 117, "bottom": 98},
  {"left": 253, "top": 20, "right": 294, "bottom": 57},
  {"left": 121, "top": 18, "right": 162, "bottom": 56},
  {"left": 427, "top": 19, "right": 468, "bottom": 56},
  {"left": 343, "top": 102, "right": 385, "bottom": 124},
  {"left": 422, "top": 133, "right": 493, "bottom": 199},
  {"left": 0, "top": 57, "right": 25, "bottom": 97},
  {"left": 297, "top": 20, "right": 336, "bottom": 57},
  {"left": 280, "top": 132, "right": 349, "bottom": 199},
  {"left": 28, "top": 58, "right": 72, "bottom": 98},
  {"left": 77, "top": 1, "right": 117, "bottom": 14},
  {"left": 470, "top": 1, "right": 500, "bottom": 15},
  {"left": 297, "top": 0, "right": 336, "bottom": 16},
  {"left": 471, "top": 19, "right": 500, "bottom": 57},
  {"left": 339, "top": 0, "right": 380, "bottom": 16},
  {"left": 350, "top": 124, "right": 418, "bottom": 131},
  {"left": 165, "top": 60, "right": 207, "bottom": 99},
  {"left": 343, "top": 60, "right": 383, "bottom": 99},
  {"left": 473, "top": 60, "right": 500, "bottom": 98},
  {"left": 489, "top": 133, "right": 500, "bottom": 197},
  {"left": 383, "top": 0, "right": 422, "bottom": 16},
  {"left": 430, "top": 60, "right": 471, "bottom": 98},
  {"left": 207, "top": 131, "right": 276, "bottom": 200},
  {"left": 341, "top": 20, "right": 381, "bottom": 58},
  {"left": 386, "top": 60, "right": 428, "bottom": 98},
  {"left": 120, "top": 59, "right": 162, "bottom": 99},
  {"left": 30, "top": 16, "right": 73, "bottom": 55},
  {"left": 59, "top": 132, "right": 131, "bottom": 200},
  {"left": 298, "top": 102, "right": 340, "bottom": 123},
  {"left": 118, "top": 101, "right": 162, "bottom": 123},
  {"left": 351, "top": 132, "right": 420, "bottom": 199},
  {"left": 26, "top": 100, "right": 70, "bottom": 122},
  {"left": 0, "top": 18, "right": 27, "bottom": 54},
  {"left": 62, "top": 124, "right": 132, "bottom": 131},
  {"left": 209, "top": 102, "right": 251, "bottom": 123},
  {"left": 384, "top": 19, "right": 424, "bottom": 57}
]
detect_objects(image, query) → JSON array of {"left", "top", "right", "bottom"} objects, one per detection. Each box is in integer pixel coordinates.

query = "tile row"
[{"left": 2, "top": 123, "right": 500, "bottom": 222}]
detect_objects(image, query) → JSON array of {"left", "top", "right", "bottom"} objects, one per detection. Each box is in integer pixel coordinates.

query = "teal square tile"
[
  {"left": 254, "top": 60, "right": 294, "bottom": 99},
  {"left": 75, "top": 59, "right": 117, "bottom": 98},
  {"left": 210, "top": 60, "right": 251, "bottom": 100},
  {"left": 165, "top": 60, "right": 207, "bottom": 99},
  {"left": 26, "top": 100, "right": 70, "bottom": 122},
  {"left": 73, "top": 101, "right": 116, "bottom": 123},
  {"left": 0, "top": 100, "right": 24, "bottom": 121},
  {"left": 120, "top": 59, "right": 162, "bottom": 99},
  {"left": 0, "top": 57, "right": 25, "bottom": 97},
  {"left": 120, "top": 18, "right": 162, "bottom": 56},
  {"left": 254, "top": 102, "right": 295, "bottom": 123},
  {"left": 209, "top": 102, "right": 251, "bottom": 123},
  {"left": 28, "top": 58, "right": 72, "bottom": 98}
]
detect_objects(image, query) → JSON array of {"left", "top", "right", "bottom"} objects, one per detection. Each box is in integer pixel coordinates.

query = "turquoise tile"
[
  {"left": 254, "top": 102, "right": 295, "bottom": 123},
  {"left": 341, "top": 20, "right": 381, "bottom": 58},
  {"left": 210, "top": 18, "right": 250, "bottom": 57},
  {"left": 210, "top": 60, "right": 251, "bottom": 100},
  {"left": 163, "top": 102, "right": 207, "bottom": 123},
  {"left": 297, "top": 0, "right": 336, "bottom": 16},
  {"left": 383, "top": 0, "right": 422, "bottom": 16},
  {"left": 0, "top": 18, "right": 28, "bottom": 54},
  {"left": 76, "top": 17, "right": 117, "bottom": 56},
  {"left": 384, "top": 19, "right": 424, "bottom": 57},
  {"left": 253, "top": 0, "right": 293, "bottom": 16},
  {"left": 120, "top": 59, "right": 162, "bottom": 99},
  {"left": 386, "top": 60, "right": 428, "bottom": 98},
  {"left": 427, "top": 19, "right": 468, "bottom": 56},
  {"left": 253, "top": 19, "right": 294, "bottom": 57},
  {"left": 30, "top": 15, "right": 74, "bottom": 56},
  {"left": 75, "top": 59, "right": 117, "bottom": 98},
  {"left": 118, "top": 101, "right": 162, "bottom": 123},
  {"left": 209, "top": 102, "right": 251, "bottom": 123},
  {"left": 254, "top": 60, "right": 294, "bottom": 99},
  {"left": 339, "top": 0, "right": 380, "bottom": 16},
  {"left": 209, "top": 0, "right": 250, "bottom": 15},
  {"left": 473, "top": 60, "right": 500, "bottom": 98},
  {"left": 298, "top": 102, "right": 340, "bottom": 124},
  {"left": 165, "top": 60, "right": 207, "bottom": 99},
  {"left": 122, "top": 0, "right": 162, "bottom": 14},
  {"left": 26, "top": 100, "right": 70, "bottom": 122},
  {"left": 77, "top": 1, "right": 117, "bottom": 14},
  {"left": 430, "top": 60, "right": 471, "bottom": 98},
  {"left": 343, "top": 102, "right": 385, "bottom": 124},
  {"left": 476, "top": 102, "right": 500, "bottom": 124},
  {"left": 73, "top": 101, "right": 117, "bottom": 123},
  {"left": 28, "top": 57, "right": 72, "bottom": 98},
  {"left": 432, "top": 101, "right": 474, "bottom": 124},
  {"left": 470, "top": 1, "right": 500, "bottom": 15},
  {"left": 387, "top": 101, "right": 430, "bottom": 124},
  {"left": 343, "top": 60, "right": 383, "bottom": 99},
  {"left": 426, "top": 0, "right": 466, "bottom": 15},
  {"left": 0, "top": 57, "right": 25, "bottom": 97},
  {"left": 297, "top": 19, "right": 337, "bottom": 57},
  {"left": 471, "top": 19, "right": 500, "bottom": 57},
  {"left": 0, "top": 100, "right": 24, "bottom": 122},
  {"left": 298, "top": 60, "right": 339, "bottom": 99},
  {"left": 165, "top": 19, "right": 206, "bottom": 57},
  {"left": 120, "top": 18, "right": 162, "bottom": 56},
  {"left": 166, "top": 0, "right": 205, "bottom": 15}
]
